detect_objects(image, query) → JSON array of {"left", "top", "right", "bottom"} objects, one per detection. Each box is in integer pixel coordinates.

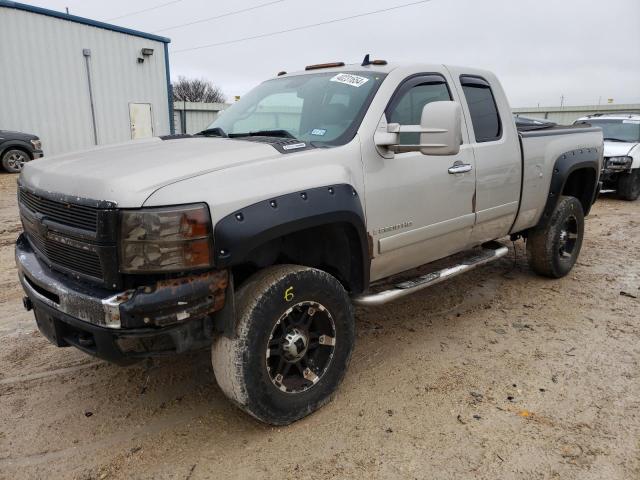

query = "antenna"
[{"left": 361, "top": 54, "right": 371, "bottom": 66}]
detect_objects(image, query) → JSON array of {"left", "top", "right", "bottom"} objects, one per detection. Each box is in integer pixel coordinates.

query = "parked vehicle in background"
[
  {"left": 574, "top": 113, "right": 640, "bottom": 200},
  {"left": 15, "top": 59, "right": 603, "bottom": 425},
  {"left": 513, "top": 115, "right": 556, "bottom": 130},
  {"left": 0, "top": 130, "right": 43, "bottom": 173}
]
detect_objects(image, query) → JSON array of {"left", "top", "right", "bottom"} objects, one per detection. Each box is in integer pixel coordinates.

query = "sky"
[{"left": 24, "top": 0, "right": 640, "bottom": 107}]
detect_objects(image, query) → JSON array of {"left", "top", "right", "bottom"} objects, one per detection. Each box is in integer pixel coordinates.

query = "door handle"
[{"left": 448, "top": 163, "right": 472, "bottom": 174}]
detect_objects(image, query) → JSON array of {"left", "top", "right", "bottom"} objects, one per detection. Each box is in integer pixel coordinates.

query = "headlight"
[
  {"left": 606, "top": 156, "right": 632, "bottom": 170},
  {"left": 30, "top": 139, "right": 42, "bottom": 150},
  {"left": 120, "top": 204, "right": 213, "bottom": 273}
]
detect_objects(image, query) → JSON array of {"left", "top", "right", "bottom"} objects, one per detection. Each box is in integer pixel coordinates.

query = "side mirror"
[
  {"left": 419, "top": 101, "right": 462, "bottom": 156},
  {"left": 374, "top": 101, "right": 462, "bottom": 156}
]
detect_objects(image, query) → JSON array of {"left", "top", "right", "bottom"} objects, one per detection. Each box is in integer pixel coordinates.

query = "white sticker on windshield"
[
  {"left": 330, "top": 73, "right": 369, "bottom": 88},
  {"left": 623, "top": 120, "right": 640, "bottom": 124},
  {"left": 282, "top": 142, "right": 307, "bottom": 150},
  {"left": 311, "top": 128, "right": 327, "bottom": 136}
]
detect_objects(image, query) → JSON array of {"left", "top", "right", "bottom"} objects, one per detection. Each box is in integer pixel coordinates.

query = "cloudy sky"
[{"left": 27, "top": 0, "right": 640, "bottom": 107}]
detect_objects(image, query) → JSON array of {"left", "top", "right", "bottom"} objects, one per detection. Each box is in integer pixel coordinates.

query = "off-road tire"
[
  {"left": 527, "top": 195, "right": 585, "bottom": 278},
  {"left": 1, "top": 148, "right": 30, "bottom": 173},
  {"left": 618, "top": 169, "right": 640, "bottom": 201},
  {"left": 212, "top": 265, "right": 355, "bottom": 425}
]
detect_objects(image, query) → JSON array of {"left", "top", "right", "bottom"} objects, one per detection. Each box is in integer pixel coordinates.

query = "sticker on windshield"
[
  {"left": 623, "top": 120, "right": 640, "bottom": 124},
  {"left": 311, "top": 128, "right": 327, "bottom": 136},
  {"left": 330, "top": 73, "right": 369, "bottom": 88},
  {"left": 282, "top": 142, "right": 307, "bottom": 150}
]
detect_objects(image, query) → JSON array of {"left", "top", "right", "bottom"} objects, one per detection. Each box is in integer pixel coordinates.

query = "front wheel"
[
  {"left": 618, "top": 169, "right": 640, "bottom": 201},
  {"left": 212, "top": 265, "right": 355, "bottom": 425},
  {"left": 526, "top": 195, "right": 585, "bottom": 278},
  {"left": 1, "top": 149, "right": 30, "bottom": 173}
]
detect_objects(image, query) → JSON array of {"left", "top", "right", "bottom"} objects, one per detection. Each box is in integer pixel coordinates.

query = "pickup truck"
[
  {"left": 574, "top": 113, "right": 640, "bottom": 200},
  {"left": 15, "top": 59, "right": 603, "bottom": 425},
  {"left": 0, "top": 129, "right": 43, "bottom": 173}
]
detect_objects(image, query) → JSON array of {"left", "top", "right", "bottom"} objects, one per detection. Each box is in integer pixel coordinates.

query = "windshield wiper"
[
  {"left": 603, "top": 137, "right": 628, "bottom": 143},
  {"left": 229, "top": 129, "right": 297, "bottom": 140},
  {"left": 198, "top": 127, "right": 228, "bottom": 138}
]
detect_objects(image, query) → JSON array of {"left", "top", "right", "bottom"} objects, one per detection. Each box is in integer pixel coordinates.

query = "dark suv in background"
[{"left": 0, "top": 130, "right": 43, "bottom": 173}]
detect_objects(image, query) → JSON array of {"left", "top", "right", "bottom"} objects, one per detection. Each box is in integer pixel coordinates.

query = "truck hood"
[
  {"left": 603, "top": 141, "right": 637, "bottom": 158},
  {"left": 0, "top": 129, "right": 38, "bottom": 141},
  {"left": 20, "top": 137, "right": 282, "bottom": 207}
]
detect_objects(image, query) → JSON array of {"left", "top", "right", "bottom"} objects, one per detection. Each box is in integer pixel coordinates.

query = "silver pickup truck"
[{"left": 15, "top": 59, "right": 603, "bottom": 425}]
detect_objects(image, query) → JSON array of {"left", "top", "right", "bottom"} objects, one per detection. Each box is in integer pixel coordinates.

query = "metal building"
[{"left": 0, "top": 1, "right": 173, "bottom": 157}]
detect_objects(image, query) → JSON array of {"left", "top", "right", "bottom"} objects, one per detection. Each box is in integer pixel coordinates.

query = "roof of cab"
[
  {"left": 273, "top": 61, "right": 495, "bottom": 81},
  {"left": 277, "top": 62, "right": 399, "bottom": 78}
]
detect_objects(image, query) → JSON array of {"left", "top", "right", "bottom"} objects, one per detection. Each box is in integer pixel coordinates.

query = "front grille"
[
  {"left": 17, "top": 186, "right": 120, "bottom": 286},
  {"left": 19, "top": 189, "right": 98, "bottom": 231},
  {"left": 22, "top": 218, "right": 103, "bottom": 279}
]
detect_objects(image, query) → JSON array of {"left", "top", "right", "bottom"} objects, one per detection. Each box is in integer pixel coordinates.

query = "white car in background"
[{"left": 575, "top": 113, "right": 640, "bottom": 200}]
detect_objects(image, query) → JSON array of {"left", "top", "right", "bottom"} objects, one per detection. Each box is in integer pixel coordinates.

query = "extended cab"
[
  {"left": 574, "top": 113, "right": 640, "bottom": 200},
  {"left": 15, "top": 60, "right": 603, "bottom": 425}
]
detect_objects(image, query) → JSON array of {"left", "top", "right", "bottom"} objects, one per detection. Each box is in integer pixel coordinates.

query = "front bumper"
[{"left": 16, "top": 233, "right": 229, "bottom": 364}]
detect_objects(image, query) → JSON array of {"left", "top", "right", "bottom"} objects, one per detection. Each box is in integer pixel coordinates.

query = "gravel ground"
[{"left": 0, "top": 172, "right": 638, "bottom": 480}]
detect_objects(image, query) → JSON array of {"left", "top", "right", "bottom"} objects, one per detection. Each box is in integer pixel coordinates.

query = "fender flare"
[
  {"left": 0, "top": 140, "right": 34, "bottom": 159},
  {"left": 212, "top": 183, "right": 370, "bottom": 289},
  {"left": 537, "top": 147, "right": 600, "bottom": 227}
]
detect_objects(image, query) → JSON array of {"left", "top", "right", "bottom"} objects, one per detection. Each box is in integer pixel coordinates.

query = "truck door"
[
  {"left": 365, "top": 73, "right": 477, "bottom": 281},
  {"left": 450, "top": 71, "right": 521, "bottom": 243}
]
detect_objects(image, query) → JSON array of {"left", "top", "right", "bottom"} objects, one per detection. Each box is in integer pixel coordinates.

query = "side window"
[
  {"left": 460, "top": 76, "right": 501, "bottom": 142},
  {"left": 387, "top": 78, "right": 451, "bottom": 145}
]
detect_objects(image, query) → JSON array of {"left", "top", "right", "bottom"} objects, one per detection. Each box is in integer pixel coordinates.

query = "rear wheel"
[
  {"left": 527, "top": 195, "right": 585, "bottom": 278},
  {"left": 1, "top": 149, "right": 30, "bottom": 173},
  {"left": 212, "top": 265, "right": 355, "bottom": 425},
  {"left": 618, "top": 169, "right": 640, "bottom": 201}
]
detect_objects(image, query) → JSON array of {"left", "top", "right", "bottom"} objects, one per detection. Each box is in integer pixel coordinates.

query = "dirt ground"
[{"left": 0, "top": 172, "right": 638, "bottom": 480}]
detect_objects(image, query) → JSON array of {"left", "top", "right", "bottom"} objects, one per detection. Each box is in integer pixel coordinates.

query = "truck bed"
[{"left": 511, "top": 124, "right": 603, "bottom": 233}]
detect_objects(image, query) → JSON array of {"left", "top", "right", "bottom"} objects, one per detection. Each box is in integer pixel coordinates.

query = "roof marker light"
[{"left": 305, "top": 62, "right": 345, "bottom": 71}]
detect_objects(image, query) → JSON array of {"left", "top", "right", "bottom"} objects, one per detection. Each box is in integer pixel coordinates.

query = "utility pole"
[{"left": 560, "top": 94, "right": 565, "bottom": 110}]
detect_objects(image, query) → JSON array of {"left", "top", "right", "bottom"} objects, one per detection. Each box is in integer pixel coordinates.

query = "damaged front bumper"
[{"left": 15, "top": 233, "right": 229, "bottom": 364}]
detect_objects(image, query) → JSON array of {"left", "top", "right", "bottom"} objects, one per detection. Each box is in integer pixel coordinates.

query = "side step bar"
[{"left": 352, "top": 241, "right": 509, "bottom": 307}]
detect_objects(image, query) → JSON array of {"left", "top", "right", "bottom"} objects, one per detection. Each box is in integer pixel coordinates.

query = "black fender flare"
[
  {"left": 0, "top": 140, "right": 34, "bottom": 159},
  {"left": 212, "top": 183, "right": 370, "bottom": 290},
  {"left": 537, "top": 147, "right": 600, "bottom": 227}
]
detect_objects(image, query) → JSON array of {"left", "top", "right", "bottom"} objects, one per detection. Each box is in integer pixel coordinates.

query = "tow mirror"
[
  {"left": 419, "top": 101, "right": 462, "bottom": 155},
  {"left": 375, "top": 101, "right": 462, "bottom": 156}
]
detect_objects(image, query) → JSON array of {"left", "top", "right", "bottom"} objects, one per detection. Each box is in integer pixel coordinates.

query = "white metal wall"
[
  {"left": 0, "top": 7, "right": 170, "bottom": 157},
  {"left": 173, "top": 102, "right": 228, "bottom": 135}
]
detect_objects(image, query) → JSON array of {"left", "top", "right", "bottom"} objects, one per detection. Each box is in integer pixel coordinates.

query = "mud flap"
[{"left": 215, "top": 271, "right": 237, "bottom": 338}]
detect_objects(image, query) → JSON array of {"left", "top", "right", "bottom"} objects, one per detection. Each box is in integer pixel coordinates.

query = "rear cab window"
[{"left": 460, "top": 75, "right": 502, "bottom": 143}]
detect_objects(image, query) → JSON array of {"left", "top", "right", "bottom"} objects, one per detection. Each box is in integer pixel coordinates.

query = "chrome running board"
[{"left": 352, "top": 241, "right": 509, "bottom": 307}]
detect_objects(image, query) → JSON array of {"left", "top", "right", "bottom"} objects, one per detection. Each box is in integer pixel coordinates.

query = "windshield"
[
  {"left": 205, "top": 71, "right": 386, "bottom": 146},
  {"left": 582, "top": 119, "right": 640, "bottom": 143}
]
